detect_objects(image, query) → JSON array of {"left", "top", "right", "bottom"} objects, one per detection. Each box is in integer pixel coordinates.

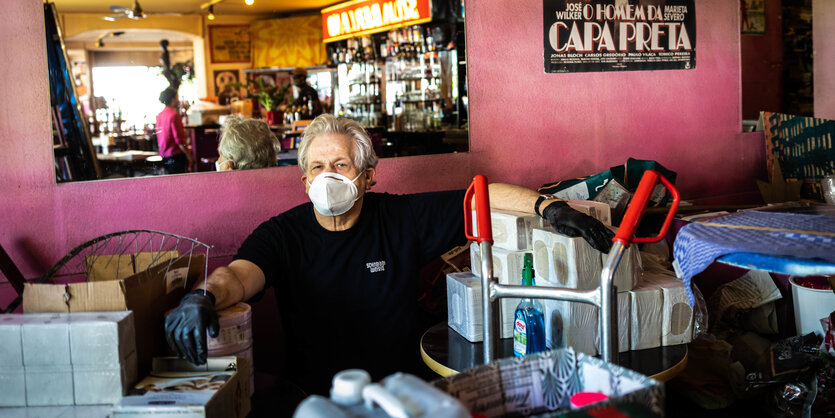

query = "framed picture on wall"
[
  {"left": 213, "top": 69, "right": 242, "bottom": 105},
  {"left": 741, "top": 0, "right": 766, "bottom": 34},
  {"left": 208, "top": 25, "right": 251, "bottom": 63}
]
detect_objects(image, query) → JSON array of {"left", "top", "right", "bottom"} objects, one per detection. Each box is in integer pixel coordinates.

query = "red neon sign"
[{"left": 321, "top": 0, "right": 432, "bottom": 43}]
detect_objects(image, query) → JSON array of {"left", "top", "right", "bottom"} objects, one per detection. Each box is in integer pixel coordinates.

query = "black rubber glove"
[
  {"left": 164, "top": 290, "right": 220, "bottom": 365},
  {"left": 542, "top": 201, "right": 615, "bottom": 253}
]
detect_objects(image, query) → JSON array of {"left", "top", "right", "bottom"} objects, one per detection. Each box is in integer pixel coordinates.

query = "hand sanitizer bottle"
[{"left": 513, "top": 253, "right": 546, "bottom": 357}]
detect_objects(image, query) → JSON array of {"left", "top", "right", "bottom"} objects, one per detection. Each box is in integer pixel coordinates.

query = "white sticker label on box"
[
  {"left": 165, "top": 267, "right": 189, "bottom": 294},
  {"left": 554, "top": 182, "right": 591, "bottom": 201}
]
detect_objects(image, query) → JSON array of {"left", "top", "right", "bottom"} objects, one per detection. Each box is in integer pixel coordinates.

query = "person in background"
[
  {"left": 165, "top": 114, "right": 613, "bottom": 408},
  {"left": 291, "top": 68, "right": 323, "bottom": 118},
  {"left": 216, "top": 115, "right": 279, "bottom": 171},
  {"left": 156, "top": 88, "right": 193, "bottom": 174}
]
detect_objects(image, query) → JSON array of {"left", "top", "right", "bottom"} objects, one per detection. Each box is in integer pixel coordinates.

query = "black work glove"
[
  {"left": 164, "top": 289, "right": 220, "bottom": 365},
  {"left": 542, "top": 201, "right": 615, "bottom": 253}
]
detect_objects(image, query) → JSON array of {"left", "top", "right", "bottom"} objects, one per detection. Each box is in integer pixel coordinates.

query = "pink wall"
[
  {"left": 814, "top": 0, "right": 835, "bottom": 119},
  {"left": 741, "top": 0, "right": 783, "bottom": 120},
  {"left": 1, "top": 0, "right": 761, "bottom": 291},
  {"left": 466, "top": 0, "right": 759, "bottom": 202}
]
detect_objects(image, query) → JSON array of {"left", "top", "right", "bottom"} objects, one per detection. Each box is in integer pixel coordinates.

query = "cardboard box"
[
  {"left": 23, "top": 254, "right": 204, "bottom": 375},
  {"left": 629, "top": 281, "right": 663, "bottom": 350},
  {"left": 618, "top": 291, "right": 631, "bottom": 352},
  {"left": 433, "top": 348, "right": 663, "bottom": 417},
  {"left": 567, "top": 303, "right": 599, "bottom": 356},
  {"left": 532, "top": 227, "right": 602, "bottom": 290},
  {"left": 567, "top": 200, "right": 612, "bottom": 226},
  {"left": 643, "top": 273, "right": 694, "bottom": 346},
  {"left": 22, "top": 314, "right": 71, "bottom": 366},
  {"left": 0, "top": 312, "right": 138, "bottom": 406},
  {"left": 469, "top": 243, "right": 525, "bottom": 337},
  {"left": 471, "top": 209, "right": 546, "bottom": 251},
  {"left": 446, "top": 271, "right": 483, "bottom": 342},
  {"left": 133, "top": 250, "right": 180, "bottom": 273},
  {"left": 112, "top": 356, "right": 251, "bottom": 418},
  {"left": 25, "top": 365, "right": 75, "bottom": 406},
  {"left": 541, "top": 299, "right": 598, "bottom": 355},
  {"left": 86, "top": 254, "right": 135, "bottom": 282},
  {"left": 602, "top": 238, "right": 641, "bottom": 292},
  {"left": 542, "top": 292, "right": 630, "bottom": 354},
  {"left": 0, "top": 369, "right": 26, "bottom": 407}
]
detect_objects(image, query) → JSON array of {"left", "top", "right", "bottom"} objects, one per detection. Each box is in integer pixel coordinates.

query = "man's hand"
[
  {"left": 164, "top": 290, "right": 220, "bottom": 365},
  {"left": 542, "top": 201, "right": 615, "bottom": 253}
]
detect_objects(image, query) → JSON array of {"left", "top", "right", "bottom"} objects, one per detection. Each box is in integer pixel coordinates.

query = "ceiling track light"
[
  {"left": 244, "top": 0, "right": 254, "bottom": 5},
  {"left": 208, "top": 5, "right": 216, "bottom": 20}
]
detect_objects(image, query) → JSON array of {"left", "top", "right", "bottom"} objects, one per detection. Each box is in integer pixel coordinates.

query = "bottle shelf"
[
  {"left": 348, "top": 80, "right": 380, "bottom": 86},
  {"left": 345, "top": 99, "right": 382, "bottom": 105},
  {"left": 399, "top": 99, "right": 442, "bottom": 104},
  {"left": 391, "top": 75, "right": 441, "bottom": 81}
]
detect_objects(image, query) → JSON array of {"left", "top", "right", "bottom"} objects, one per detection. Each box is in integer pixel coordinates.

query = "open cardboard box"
[
  {"left": 22, "top": 254, "right": 205, "bottom": 375},
  {"left": 433, "top": 348, "right": 663, "bottom": 417},
  {"left": 112, "top": 356, "right": 251, "bottom": 418}
]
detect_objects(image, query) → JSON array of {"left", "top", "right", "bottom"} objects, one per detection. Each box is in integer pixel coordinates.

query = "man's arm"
[
  {"left": 487, "top": 183, "right": 557, "bottom": 214},
  {"left": 165, "top": 259, "right": 266, "bottom": 364},
  {"left": 202, "top": 259, "right": 266, "bottom": 309},
  {"left": 486, "top": 183, "right": 614, "bottom": 253}
]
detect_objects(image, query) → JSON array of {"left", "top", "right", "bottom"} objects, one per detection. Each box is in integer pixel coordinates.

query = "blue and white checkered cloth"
[{"left": 673, "top": 210, "right": 835, "bottom": 304}]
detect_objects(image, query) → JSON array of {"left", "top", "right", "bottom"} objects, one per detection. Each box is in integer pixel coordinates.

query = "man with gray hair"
[
  {"left": 215, "top": 115, "right": 278, "bottom": 171},
  {"left": 166, "top": 114, "right": 614, "bottom": 400}
]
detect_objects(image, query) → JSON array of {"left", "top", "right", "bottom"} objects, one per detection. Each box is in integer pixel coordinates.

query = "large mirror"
[{"left": 50, "top": 0, "right": 469, "bottom": 183}]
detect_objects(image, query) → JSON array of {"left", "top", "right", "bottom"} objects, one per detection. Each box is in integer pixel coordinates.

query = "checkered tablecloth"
[{"left": 673, "top": 210, "right": 835, "bottom": 304}]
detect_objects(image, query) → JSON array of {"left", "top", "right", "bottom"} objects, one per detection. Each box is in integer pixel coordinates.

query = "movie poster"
[{"left": 544, "top": 0, "right": 696, "bottom": 73}]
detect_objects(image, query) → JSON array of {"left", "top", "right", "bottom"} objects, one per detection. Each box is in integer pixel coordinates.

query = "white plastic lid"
[{"left": 330, "top": 369, "right": 371, "bottom": 405}]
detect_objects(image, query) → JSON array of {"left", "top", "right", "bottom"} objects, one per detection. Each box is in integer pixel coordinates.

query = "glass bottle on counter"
[{"left": 513, "top": 253, "right": 546, "bottom": 357}]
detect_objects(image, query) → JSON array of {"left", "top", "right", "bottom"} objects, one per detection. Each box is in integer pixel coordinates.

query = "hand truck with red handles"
[{"left": 464, "top": 170, "right": 680, "bottom": 365}]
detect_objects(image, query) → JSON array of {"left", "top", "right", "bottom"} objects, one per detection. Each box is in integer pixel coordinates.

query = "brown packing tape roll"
[{"left": 208, "top": 303, "right": 252, "bottom": 353}]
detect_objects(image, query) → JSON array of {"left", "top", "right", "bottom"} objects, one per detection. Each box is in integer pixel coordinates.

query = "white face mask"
[{"left": 307, "top": 171, "right": 364, "bottom": 216}]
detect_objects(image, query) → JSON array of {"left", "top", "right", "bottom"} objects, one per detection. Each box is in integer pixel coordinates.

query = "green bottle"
[{"left": 513, "top": 253, "right": 546, "bottom": 357}]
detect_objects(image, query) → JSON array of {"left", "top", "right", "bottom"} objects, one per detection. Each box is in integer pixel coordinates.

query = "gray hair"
[
  {"left": 218, "top": 115, "right": 278, "bottom": 170},
  {"left": 298, "top": 114, "right": 378, "bottom": 174}
]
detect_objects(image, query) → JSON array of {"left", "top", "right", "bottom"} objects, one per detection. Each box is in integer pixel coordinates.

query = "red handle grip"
[
  {"left": 464, "top": 175, "right": 493, "bottom": 244},
  {"left": 614, "top": 170, "right": 680, "bottom": 246}
]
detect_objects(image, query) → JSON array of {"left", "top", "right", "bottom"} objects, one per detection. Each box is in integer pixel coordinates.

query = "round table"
[{"left": 420, "top": 322, "right": 688, "bottom": 381}]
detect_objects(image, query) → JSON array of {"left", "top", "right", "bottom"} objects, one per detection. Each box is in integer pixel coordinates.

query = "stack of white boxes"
[
  {"left": 449, "top": 202, "right": 643, "bottom": 356},
  {"left": 446, "top": 271, "right": 483, "bottom": 341},
  {"left": 447, "top": 208, "right": 546, "bottom": 342},
  {"left": 470, "top": 244, "right": 527, "bottom": 339},
  {"left": 531, "top": 220, "right": 642, "bottom": 355},
  {"left": 641, "top": 272, "right": 694, "bottom": 346},
  {"left": 0, "top": 312, "right": 137, "bottom": 406}
]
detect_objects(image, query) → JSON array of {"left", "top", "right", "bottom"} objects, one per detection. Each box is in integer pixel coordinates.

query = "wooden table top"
[{"left": 420, "top": 322, "right": 688, "bottom": 382}]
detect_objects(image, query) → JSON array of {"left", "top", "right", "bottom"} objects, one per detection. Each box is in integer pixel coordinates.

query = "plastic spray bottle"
[{"left": 513, "top": 253, "right": 546, "bottom": 357}]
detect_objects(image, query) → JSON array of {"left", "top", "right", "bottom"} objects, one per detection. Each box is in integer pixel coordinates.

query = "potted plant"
[{"left": 233, "top": 76, "right": 291, "bottom": 126}]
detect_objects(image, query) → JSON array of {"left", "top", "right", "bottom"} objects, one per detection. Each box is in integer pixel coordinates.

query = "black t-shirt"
[{"left": 234, "top": 190, "right": 467, "bottom": 395}]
